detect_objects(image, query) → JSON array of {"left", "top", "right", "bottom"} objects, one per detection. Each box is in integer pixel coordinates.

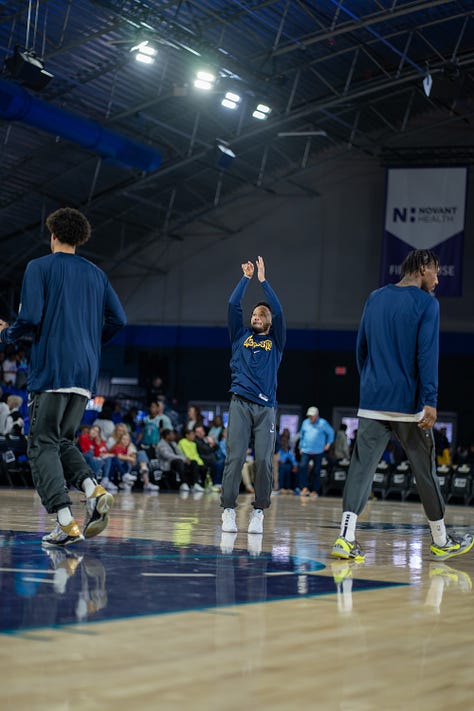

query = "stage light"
[
  {"left": 131, "top": 41, "right": 157, "bottom": 64},
  {"left": 215, "top": 140, "right": 236, "bottom": 169},
  {"left": 194, "top": 70, "right": 216, "bottom": 91},
  {"left": 423, "top": 72, "right": 433, "bottom": 97},
  {"left": 252, "top": 102, "right": 272, "bottom": 120},
  {"left": 221, "top": 91, "right": 241, "bottom": 110},
  {"left": 4, "top": 47, "right": 53, "bottom": 91}
]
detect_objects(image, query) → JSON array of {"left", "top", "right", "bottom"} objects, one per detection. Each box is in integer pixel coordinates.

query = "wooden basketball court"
[{"left": 0, "top": 488, "right": 472, "bottom": 710}]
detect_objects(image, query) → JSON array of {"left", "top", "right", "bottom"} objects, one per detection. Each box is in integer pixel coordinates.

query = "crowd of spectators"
[{"left": 1, "top": 362, "right": 474, "bottom": 496}]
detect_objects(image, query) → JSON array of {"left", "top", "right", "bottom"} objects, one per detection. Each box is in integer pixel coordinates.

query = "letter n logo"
[{"left": 393, "top": 207, "right": 406, "bottom": 222}]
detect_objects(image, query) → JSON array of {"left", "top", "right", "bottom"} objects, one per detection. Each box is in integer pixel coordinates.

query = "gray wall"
[{"left": 111, "top": 153, "right": 474, "bottom": 333}]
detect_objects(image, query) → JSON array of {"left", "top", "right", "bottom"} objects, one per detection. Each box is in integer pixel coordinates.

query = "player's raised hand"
[
  {"left": 242, "top": 261, "right": 254, "bottom": 279},
  {"left": 256, "top": 255, "right": 266, "bottom": 282}
]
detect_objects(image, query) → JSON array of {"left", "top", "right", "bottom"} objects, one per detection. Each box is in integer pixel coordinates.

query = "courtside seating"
[
  {"left": 319, "top": 456, "right": 330, "bottom": 496},
  {"left": 447, "top": 464, "right": 472, "bottom": 506},
  {"left": 436, "top": 465, "right": 452, "bottom": 501},
  {"left": 326, "top": 459, "right": 350, "bottom": 496},
  {"left": 372, "top": 461, "right": 391, "bottom": 500},
  {"left": 0, "top": 436, "right": 31, "bottom": 487},
  {"left": 385, "top": 461, "right": 410, "bottom": 501},
  {"left": 403, "top": 471, "right": 420, "bottom": 502}
]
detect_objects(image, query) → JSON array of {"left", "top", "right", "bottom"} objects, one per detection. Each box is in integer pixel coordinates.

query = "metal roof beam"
[{"left": 271, "top": 0, "right": 463, "bottom": 58}]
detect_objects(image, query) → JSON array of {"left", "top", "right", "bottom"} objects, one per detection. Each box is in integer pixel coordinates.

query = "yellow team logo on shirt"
[{"left": 243, "top": 335, "right": 272, "bottom": 351}]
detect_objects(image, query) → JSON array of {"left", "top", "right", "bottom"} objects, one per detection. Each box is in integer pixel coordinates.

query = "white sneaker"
[
  {"left": 248, "top": 509, "right": 264, "bottom": 534},
  {"left": 101, "top": 478, "right": 118, "bottom": 494},
  {"left": 122, "top": 472, "right": 137, "bottom": 484},
  {"left": 222, "top": 508, "right": 237, "bottom": 533},
  {"left": 193, "top": 483, "right": 205, "bottom": 493},
  {"left": 247, "top": 534, "right": 262, "bottom": 557},
  {"left": 220, "top": 532, "right": 237, "bottom": 554},
  {"left": 143, "top": 483, "right": 159, "bottom": 492},
  {"left": 180, "top": 483, "right": 190, "bottom": 492}
]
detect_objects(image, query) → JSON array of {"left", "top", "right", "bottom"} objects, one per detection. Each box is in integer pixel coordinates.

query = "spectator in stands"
[
  {"left": 156, "top": 400, "right": 173, "bottom": 432},
  {"left": 112, "top": 401, "right": 124, "bottom": 424},
  {"left": 208, "top": 415, "right": 224, "bottom": 442},
  {"left": 212, "top": 428, "right": 227, "bottom": 493},
  {"left": 0, "top": 206, "right": 126, "bottom": 546},
  {"left": 185, "top": 405, "right": 204, "bottom": 433},
  {"left": 436, "top": 426, "right": 451, "bottom": 465},
  {"left": 0, "top": 387, "right": 10, "bottom": 435},
  {"left": 333, "top": 423, "right": 350, "bottom": 462},
  {"left": 109, "top": 431, "right": 138, "bottom": 492},
  {"left": 93, "top": 400, "right": 116, "bottom": 442},
  {"left": 15, "top": 347, "right": 29, "bottom": 389},
  {"left": 106, "top": 422, "right": 128, "bottom": 451},
  {"left": 277, "top": 439, "right": 298, "bottom": 493},
  {"left": 5, "top": 395, "right": 25, "bottom": 436},
  {"left": 147, "top": 375, "right": 165, "bottom": 404},
  {"left": 193, "top": 424, "right": 222, "bottom": 485},
  {"left": 123, "top": 406, "right": 139, "bottom": 435},
  {"left": 296, "top": 407, "right": 334, "bottom": 497},
  {"left": 159, "top": 395, "right": 181, "bottom": 431},
  {"left": 178, "top": 430, "right": 205, "bottom": 492},
  {"left": 107, "top": 422, "right": 157, "bottom": 491},
  {"left": 156, "top": 429, "right": 189, "bottom": 490},
  {"left": 77, "top": 424, "right": 92, "bottom": 452},
  {"left": 0, "top": 351, "right": 5, "bottom": 385},
  {"left": 78, "top": 424, "right": 114, "bottom": 484},
  {"left": 3, "top": 346, "right": 17, "bottom": 386},
  {"left": 137, "top": 401, "right": 162, "bottom": 457},
  {"left": 218, "top": 428, "right": 227, "bottom": 460}
]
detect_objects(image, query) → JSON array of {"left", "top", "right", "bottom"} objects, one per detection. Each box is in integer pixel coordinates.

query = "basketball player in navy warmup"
[
  {"left": 0, "top": 207, "right": 126, "bottom": 546},
  {"left": 332, "top": 249, "right": 473, "bottom": 563},
  {"left": 221, "top": 256, "right": 286, "bottom": 535}
]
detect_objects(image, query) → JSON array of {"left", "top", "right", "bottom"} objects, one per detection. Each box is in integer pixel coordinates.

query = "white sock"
[
  {"left": 429, "top": 519, "right": 447, "bottom": 547},
  {"left": 82, "top": 477, "right": 98, "bottom": 498},
  {"left": 340, "top": 511, "right": 357, "bottom": 542},
  {"left": 57, "top": 506, "right": 74, "bottom": 526}
]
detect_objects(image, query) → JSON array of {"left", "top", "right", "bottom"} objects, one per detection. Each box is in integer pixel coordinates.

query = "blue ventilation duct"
[{"left": 0, "top": 77, "right": 162, "bottom": 173}]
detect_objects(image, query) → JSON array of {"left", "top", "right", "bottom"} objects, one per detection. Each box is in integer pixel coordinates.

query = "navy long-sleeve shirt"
[
  {"left": 357, "top": 284, "right": 439, "bottom": 414},
  {"left": 228, "top": 276, "right": 286, "bottom": 407},
  {"left": 0, "top": 252, "right": 126, "bottom": 394}
]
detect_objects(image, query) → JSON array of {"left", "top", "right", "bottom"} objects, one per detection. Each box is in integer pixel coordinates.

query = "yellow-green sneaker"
[
  {"left": 430, "top": 533, "right": 474, "bottom": 561},
  {"left": 331, "top": 536, "right": 365, "bottom": 562},
  {"left": 429, "top": 564, "right": 473, "bottom": 592}
]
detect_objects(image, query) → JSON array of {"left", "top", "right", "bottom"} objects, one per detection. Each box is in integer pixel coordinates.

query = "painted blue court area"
[{"left": 0, "top": 532, "right": 405, "bottom": 634}]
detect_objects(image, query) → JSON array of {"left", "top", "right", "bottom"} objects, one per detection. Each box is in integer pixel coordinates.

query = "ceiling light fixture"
[
  {"left": 252, "top": 103, "right": 272, "bottom": 120},
  {"left": 221, "top": 90, "right": 241, "bottom": 110},
  {"left": 277, "top": 131, "right": 327, "bottom": 137},
  {"left": 131, "top": 40, "right": 157, "bottom": 64},
  {"left": 194, "top": 70, "right": 216, "bottom": 91}
]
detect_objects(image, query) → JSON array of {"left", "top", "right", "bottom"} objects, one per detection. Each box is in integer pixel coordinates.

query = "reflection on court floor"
[{"left": 0, "top": 531, "right": 405, "bottom": 634}]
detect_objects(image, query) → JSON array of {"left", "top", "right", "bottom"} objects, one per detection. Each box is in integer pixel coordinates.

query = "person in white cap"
[{"left": 296, "top": 406, "right": 334, "bottom": 497}]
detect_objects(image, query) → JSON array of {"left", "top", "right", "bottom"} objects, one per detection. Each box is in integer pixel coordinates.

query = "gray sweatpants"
[
  {"left": 28, "top": 392, "right": 93, "bottom": 514},
  {"left": 343, "top": 417, "right": 444, "bottom": 521},
  {"left": 220, "top": 394, "right": 276, "bottom": 510}
]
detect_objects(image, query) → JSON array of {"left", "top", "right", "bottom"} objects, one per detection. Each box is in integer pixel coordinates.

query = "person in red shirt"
[
  {"left": 77, "top": 425, "right": 93, "bottom": 455},
  {"left": 78, "top": 424, "right": 114, "bottom": 489}
]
